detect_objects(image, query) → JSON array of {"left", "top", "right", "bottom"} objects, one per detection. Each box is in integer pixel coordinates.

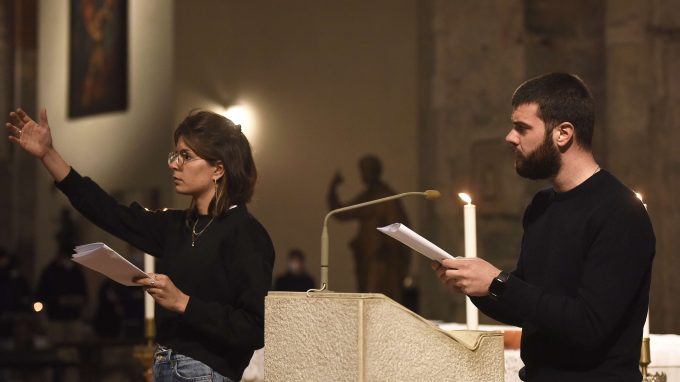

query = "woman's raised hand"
[
  {"left": 5, "top": 108, "right": 54, "bottom": 158},
  {"left": 6, "top": 108, "right": 70, "bottom": 182}
]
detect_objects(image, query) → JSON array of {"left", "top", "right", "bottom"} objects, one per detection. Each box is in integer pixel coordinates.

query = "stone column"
[
  {"left": 0, "top": 0, "right": 37, "bottom": 281},
  {"left": 418, "top": 0, "right": 526, "bottom": 322},
  {"left": 606, "top": 0, "right": 680, "bottom": 334},
  {"left": 419, "top": 0, "right": 611, "bottom": 324}
]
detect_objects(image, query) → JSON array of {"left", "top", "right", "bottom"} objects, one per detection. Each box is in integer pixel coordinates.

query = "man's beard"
[{"left": 515, "top": 135, "right": 561, "bottom": 180}]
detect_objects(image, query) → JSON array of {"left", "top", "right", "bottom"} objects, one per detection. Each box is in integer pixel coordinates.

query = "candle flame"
[{"left": 458, "top": 192, "right": 472, "bottom": 204}]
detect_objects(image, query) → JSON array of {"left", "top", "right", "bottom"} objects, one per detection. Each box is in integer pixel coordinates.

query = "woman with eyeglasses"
[{"left": 6, "top": 108, "right": 275, "bottom": 382}]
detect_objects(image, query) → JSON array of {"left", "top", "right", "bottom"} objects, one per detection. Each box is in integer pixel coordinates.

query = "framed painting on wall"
[{"left": 69, "top": 0, "right": 128, "bottom": 118}]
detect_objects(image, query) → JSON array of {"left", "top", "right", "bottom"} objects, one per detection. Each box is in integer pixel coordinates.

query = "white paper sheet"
[
  {"left": 377, "top": 223, "right": 455, "bottom": 262},
  {"left": 72, "top": 242, "right": 150, "bottom": 286}
]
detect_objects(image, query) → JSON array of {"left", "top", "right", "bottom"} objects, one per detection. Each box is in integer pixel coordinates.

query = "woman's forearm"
[{"left": 41, "top": 148, "right": 70, "bottom": 182}]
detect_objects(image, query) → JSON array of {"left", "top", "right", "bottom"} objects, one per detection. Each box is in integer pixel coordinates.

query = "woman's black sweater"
[{"left": 57, "top": 169, "right": 275, "bottom": 380}]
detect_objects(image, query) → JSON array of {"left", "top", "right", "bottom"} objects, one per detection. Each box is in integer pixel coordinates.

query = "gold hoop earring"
[{"left": 213, "top": 178, "right": 221, "bottom": 202}]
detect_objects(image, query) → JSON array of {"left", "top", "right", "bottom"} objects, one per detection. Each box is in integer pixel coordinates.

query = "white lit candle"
[
  {"left": 635, "top": 192, "right": 650, "bottom": 338},
  {"left": 458, "top": 192, "right": 478, "bottom": 330},
  {"left": 643, "top": 311, "right": 650, "bottom": 338},
  {"left": 144, "top": 253, "right": 155, "bottom": 320}
]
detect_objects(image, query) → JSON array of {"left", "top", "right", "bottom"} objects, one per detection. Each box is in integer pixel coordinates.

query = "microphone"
[{"left": 317, "top": 190, "right": 441, "bottom": 292}]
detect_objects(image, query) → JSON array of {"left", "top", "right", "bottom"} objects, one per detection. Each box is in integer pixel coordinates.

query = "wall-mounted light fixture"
[{"left": 220, "top": 104, "right": 254, "bottom": 137}]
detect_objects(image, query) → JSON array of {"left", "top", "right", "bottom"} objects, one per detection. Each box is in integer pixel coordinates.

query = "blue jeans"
[{"left": 153, "top": 345, "right": 236, "bottom": 382}]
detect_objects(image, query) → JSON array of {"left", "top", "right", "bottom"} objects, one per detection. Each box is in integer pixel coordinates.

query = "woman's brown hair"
[{"left": 174, "top": 110, "right": 257, "bottom": 217}]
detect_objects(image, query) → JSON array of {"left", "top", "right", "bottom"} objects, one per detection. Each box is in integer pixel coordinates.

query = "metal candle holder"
[
  {"left": 640, "top": 337, "right": 667, "bottom": 382},
  {"left": 133, "top": 318, "right": 156, "bottom": 382}
]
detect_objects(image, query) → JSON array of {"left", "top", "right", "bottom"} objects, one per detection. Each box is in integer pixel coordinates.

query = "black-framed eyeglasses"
[{"left": 168, "top": 150, "right": 201, "bottom": 167}]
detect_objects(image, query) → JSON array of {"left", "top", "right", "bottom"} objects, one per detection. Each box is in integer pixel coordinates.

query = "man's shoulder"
[
  {"left": 580, "top": 171, "right": 652, "bottom": 236},
  {"left": 595, "top": 170, "right": 630, "bottom": 192},
  {"left": 593, "top": 170, "right": 641, "bottom": 207}
]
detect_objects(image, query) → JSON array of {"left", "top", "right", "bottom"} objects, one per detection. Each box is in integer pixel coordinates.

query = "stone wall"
[
  {"left": 0, "top": 0, "right": 37, "bottom": 280},
  {"left": 605, "top": 0, "right": 680, "bottom": 334},
  {"left": 418, "top": 0, "right": 528, "bottom": 323},
  {"left": 419, "top": 0, "right": 679, "bottom": 333}
]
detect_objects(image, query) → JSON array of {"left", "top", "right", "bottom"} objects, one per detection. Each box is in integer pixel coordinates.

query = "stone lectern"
[{"left": 265, "top": 291, "right": 504, "bottom": 381}]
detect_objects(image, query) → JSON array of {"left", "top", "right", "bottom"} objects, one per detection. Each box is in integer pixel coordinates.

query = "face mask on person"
[{"left": 287, "top": 260, "right": 303, "bottom": 274}]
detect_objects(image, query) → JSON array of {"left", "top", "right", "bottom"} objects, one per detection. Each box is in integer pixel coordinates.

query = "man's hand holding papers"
[
  {"left": 432, "top": 258, "right": 501, "bottom": 297},
  {"left": 377, "top": 223, "right": 454, "bottom": 263},
  {"left": 377, "top": 223, "right": 501, "bottom": 297}
]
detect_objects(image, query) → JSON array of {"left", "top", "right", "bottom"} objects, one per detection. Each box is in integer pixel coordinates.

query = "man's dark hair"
[{"left": 512, "top": 73, "right": 595, "bottom": 149}]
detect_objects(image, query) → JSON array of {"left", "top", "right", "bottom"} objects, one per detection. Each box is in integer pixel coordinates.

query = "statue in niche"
[{"left": 327, "top": 155, "right": 410, "bottom": 303}]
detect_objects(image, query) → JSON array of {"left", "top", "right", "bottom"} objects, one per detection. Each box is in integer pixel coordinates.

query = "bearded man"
[{"left": 433, "top": 73, "right": 655, "bottom": 382}]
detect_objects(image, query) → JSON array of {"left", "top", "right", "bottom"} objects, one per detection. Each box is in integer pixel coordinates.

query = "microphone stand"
[{"left": 314, "top": 190, "right": 440, "bottom": 293}]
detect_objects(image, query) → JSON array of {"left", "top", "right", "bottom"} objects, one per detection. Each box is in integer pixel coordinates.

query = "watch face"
[{"left": 489, "top": 272, "right": 508, "bottom": 301}]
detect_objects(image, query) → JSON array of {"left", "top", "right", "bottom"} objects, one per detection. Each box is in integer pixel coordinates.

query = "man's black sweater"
[
  {"left": 57, "top": 169, "right": 275, "bottom": 380},
  {"left": 473, "top": 170, "right": 655, "bottom": 381}
]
